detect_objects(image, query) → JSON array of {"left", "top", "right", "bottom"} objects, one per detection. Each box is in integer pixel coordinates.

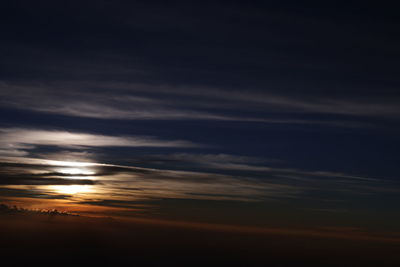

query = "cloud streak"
[
  {"left": 0, "top": 128, "right": 198, "bottom": 155},
  {"left": 0, "top": 159, "right": 302, "bottom": 204},
  {"left": 0, "top": 151, "right": 394, "bottom": 209},
  {"left": 137, "top": 153, "right": 379, "bottom": 182},
  {"left": 0, "top": 82, "right": 379, "bottom": 127}
]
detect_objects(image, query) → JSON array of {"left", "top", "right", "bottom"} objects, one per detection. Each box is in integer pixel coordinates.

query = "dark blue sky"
[{"left": 0, "top": 0, "right": 399, "bottom": 232}]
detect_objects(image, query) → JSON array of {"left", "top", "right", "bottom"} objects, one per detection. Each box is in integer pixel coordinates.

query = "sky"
[{"left": 0, "top": 0, "right": 400, "bottom": 235}]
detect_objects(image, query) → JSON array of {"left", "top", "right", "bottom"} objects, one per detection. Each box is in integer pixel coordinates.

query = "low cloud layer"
[
  {"left": 0, "top": 151, "right": 396, "bottom": 214},
  {"left": 0, "top": 124, "right": 397, "bottom": 218}
]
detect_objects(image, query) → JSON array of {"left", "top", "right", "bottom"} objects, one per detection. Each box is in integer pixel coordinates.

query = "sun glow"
[
  {"left": 45, "top": 160, "right": 98, "bottom": 195},
  {"left": 50, "top": 185, "right": 94, "bottom": 195},
  {"left": 57, "top": 167, "right": 96, "bottom": 175},
  {"left": 47, "top": 160, "right": 96, "bottom": 167},
  {"left": 46, "top": 160, "right": 97, "bottom": 176}
]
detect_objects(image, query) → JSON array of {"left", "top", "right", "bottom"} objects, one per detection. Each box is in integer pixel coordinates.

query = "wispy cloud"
[
  {"left": 0, "top": 151, "right": 393, "bottom": 207},
  {"left": 0, "top": 128, "right": 198, "bottom": 155},
  {"left": 0, "top": 82, "right": 377, "bottom": 127},
  {"left": 0, "top": 159, "right": 302, "bottom": 204},
  {"left": 0, "top": 148, "right": 398, "bottom": 219},
  {"left": 137, "top": 153, "right": 378, "bottom": 182}
]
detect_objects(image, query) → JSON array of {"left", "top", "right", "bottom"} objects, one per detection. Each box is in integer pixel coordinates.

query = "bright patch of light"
[
  {"left": 46, "top": 160, "right": 96, "bottom": 167},
  {"left": 57, "top": 167, "right": 95, "bottom": 175},
  {"left": 50, "top": 185, "right": 93, "bottom": 195}
]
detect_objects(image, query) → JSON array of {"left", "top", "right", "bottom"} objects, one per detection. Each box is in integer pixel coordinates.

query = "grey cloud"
[
  {"left": 137, "top": 153, "right": 378, "bottom": 182},
  {"left": 139, "top": 85, "right": 400, "bottom": 118},
  {"left": 142, "top": 153, "right": 275, "bottom": 165},
  {"left": 0, "top": 128, "right": 198, "bottom": 157},
  {"left": 0, "top": 162, "right": 97, "bottom": 186},
  {"left": 0, "top": 149, "right": 29, "bottom": 157},
  {"left": 0, "top": 176, "right": 96, "bottom": 186},
  {"left": 77, "top": 81, "right": 400, "bottom": 118},
  {"left": 0, "top": 82, "right": 375, "bottom": 127},
  {"left": 0, "top": 187, "right": 70, "bottom": 200}
]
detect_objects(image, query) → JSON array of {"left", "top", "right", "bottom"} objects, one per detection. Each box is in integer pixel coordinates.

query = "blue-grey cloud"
[
  {"left": 0, "top": 82, "right": 380, "bottom": 127},
  {"left": 0, "top": 128, "right": 199, "bottom": 155}
]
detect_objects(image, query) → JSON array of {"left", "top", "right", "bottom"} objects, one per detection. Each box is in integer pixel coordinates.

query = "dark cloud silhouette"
[{"left": 0, "top": 203, "right": 77, "bottom": 216}]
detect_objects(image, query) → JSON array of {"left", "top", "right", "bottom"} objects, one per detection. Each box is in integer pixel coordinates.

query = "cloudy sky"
[{"left": 0, "top": 1, "right": 399, "bottom": 234}]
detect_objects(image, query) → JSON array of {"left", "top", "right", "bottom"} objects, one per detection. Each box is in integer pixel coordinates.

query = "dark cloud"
[
  {"left": 0, "top": 176, "right": 95, "bottom": 186},
  {"left": 0, "top": 187, "right": 70, "bottom": 199},
  {"left": 0, "top": 203, "right": 77, "bottom": 216},
  {"left": 79, "top": 199, "right": 153, "bottom": 209}
]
